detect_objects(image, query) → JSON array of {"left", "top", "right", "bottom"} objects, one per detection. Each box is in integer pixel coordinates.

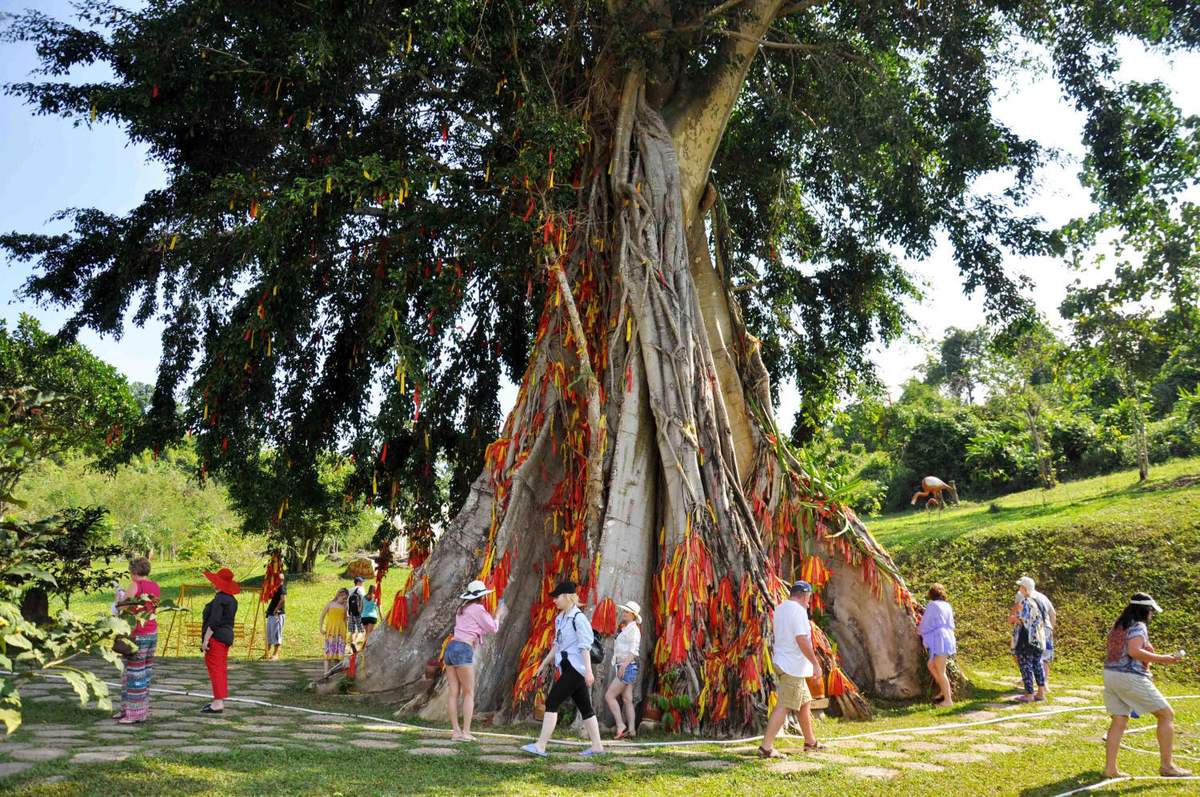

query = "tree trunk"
[
  {"left": 354, "top": 68, "right": 924, "bottom": 733},
  {"left": 1024, "top": 401, "right": 1056, "bottom": 490}
]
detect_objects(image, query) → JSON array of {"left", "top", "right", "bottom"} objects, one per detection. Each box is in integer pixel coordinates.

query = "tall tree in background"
[
  {"left": 924, "top": 326, "right": 989, "bottom": 404},
  {"left": 4, "top": 1, "right": 1198, "bottom": 731}
]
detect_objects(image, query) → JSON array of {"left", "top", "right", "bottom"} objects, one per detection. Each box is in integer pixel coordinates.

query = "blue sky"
[{"left": 2, "top": 3, "right": 1199, "bottom": 427}]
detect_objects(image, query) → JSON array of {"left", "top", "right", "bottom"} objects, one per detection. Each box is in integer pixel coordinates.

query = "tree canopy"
[{"left": 3, "top": 0, "right": 1198, "bottom": 549}]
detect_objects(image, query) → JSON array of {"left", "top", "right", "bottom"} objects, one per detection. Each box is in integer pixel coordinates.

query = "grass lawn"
[
  {"left": 867, "top": 456, "right": 1200, "bottom": 549},
  {"left": 3, "top": 663, "right": 1199, "bottom": 796},
  {"left": 58, "top": 558, "right": 412, "bottom": 662}
]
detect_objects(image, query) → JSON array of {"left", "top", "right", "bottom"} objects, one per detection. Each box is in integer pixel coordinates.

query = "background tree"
[
  {"left": 4, "top": 0, "right": 1199, "bottom": 732},
  {"left": 924, "top": 326, "right": 989, "bottom": 404},
  {"left": 0, "top": 315, "right": 140, "bottom": 462}
]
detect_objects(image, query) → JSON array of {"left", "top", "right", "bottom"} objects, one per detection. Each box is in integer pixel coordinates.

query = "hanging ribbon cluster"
[{"left": 260, "top": 551, "right": 283, "bottom": 603}]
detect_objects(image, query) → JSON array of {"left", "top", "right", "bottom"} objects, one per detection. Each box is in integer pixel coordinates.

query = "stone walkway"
[{"left": 0, "top": 659, "right": 1117, "bottom": 787}]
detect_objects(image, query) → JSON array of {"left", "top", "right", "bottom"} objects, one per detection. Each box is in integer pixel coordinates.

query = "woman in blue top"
[
  {"left": 521, "top": 581, "right": 605, "bottom": 758},
  {"left": 918, "top": 583, "right": 956, "bottom": 708},
  {"left": 361, "top": 584, "right": 381, "bottom": 644}
]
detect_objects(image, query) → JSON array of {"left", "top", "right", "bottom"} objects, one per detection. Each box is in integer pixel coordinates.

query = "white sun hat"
[
  {"left": 460, "top": 580, "right": 493, "bottom": 600},
  {"left": 617, "top": 600, "right": 642, "bottom": 623}
]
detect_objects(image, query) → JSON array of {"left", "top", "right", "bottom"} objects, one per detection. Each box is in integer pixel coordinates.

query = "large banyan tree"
[{"left": 4, "top": 1, "right": 1197, "bottom": 732}]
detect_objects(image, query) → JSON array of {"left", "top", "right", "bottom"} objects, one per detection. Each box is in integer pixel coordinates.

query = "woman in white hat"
[
  {"left": 604, "top": 600, "right": 642, "bottom": 739},
  {"left": 444, "top": 579, "right": 504, "bottom": 741},
  {"left": 1102, "top": 592, "right": 1191, "bottom": 779}
]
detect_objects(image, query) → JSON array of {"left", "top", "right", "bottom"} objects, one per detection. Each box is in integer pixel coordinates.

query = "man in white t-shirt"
[{"left": 759, "top": 580, "right": 822, "bottom": 758}]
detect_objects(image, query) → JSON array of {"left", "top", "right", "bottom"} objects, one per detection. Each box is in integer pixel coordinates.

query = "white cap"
[{"left": 1016, "top": 576, "right": 1036, "bottom": 591}]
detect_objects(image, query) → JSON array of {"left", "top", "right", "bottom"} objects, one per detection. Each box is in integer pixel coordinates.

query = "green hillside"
[{"left": 871, "top": 457, "right": 1200, "bottom": 681}]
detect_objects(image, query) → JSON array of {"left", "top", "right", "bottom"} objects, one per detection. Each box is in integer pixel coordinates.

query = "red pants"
[{"left": 205, "top": 640, "right": 229, "bottom": 699}]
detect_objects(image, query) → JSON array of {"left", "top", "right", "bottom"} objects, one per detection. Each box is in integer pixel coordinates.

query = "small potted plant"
[{"left": 642, "top": 694, "right": 664, "bottom": 722}]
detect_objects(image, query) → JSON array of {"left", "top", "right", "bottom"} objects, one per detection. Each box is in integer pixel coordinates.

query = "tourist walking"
[
  {"left": 445, "top": 579, "right": 504, "bottom": 741},
  {"left": 347, "top": 576, "right": 366, "bottom": 647},
  {"left": 759, "top": 580, "right": 822, "bottom": 758},
  {"left": 114, "top": 556, "right": 160, "bottom": 724},
  {"left": 263, "top": 572, "right": 286, "bottom": 661},
  {"left": 521, "top": 581, "right": 605, "bottom": 758},
  {"left": 604, "top": 600, "right": 642, "bottom": 739},
  {"left": 918, "top": 583, "right": 956, "bottom": 709},
  {"left": 1102, "top": 592, "right": 1191, "bottom": 778},
  {"left": 319, "top": 588, "right": 350, "bottom": 674},
  {"left": 361, "top": 584, "right": 380, "bottom": 643},
  {"left": 1009, "top": 578, "right": 1048, "bottom": 702},
  {"left": 1012, "top": 576, "right": 1057, "bottom": 690},
  {"left": 200, "top": 567, "right": 239, "bottom": 713}
]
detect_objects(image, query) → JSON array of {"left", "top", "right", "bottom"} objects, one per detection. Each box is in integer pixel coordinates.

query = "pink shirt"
[
  {"left": 452, "top": 602, "right": 498, "bottom": 646},
  {"left": 130, "top": 578, "right": 161, "bottom": 635}
]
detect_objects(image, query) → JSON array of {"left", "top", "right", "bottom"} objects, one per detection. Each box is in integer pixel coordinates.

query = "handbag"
[{"left": 113, "top": 634, "right": 137, "bottom": 657}]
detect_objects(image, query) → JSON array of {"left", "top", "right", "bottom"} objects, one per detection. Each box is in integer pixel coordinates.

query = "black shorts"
[
  {"left": 362, "top": 617, "right": 377, "bottom": 627},
  {"left": 545, "top": 654, "right": 595, "bottom": 720}
]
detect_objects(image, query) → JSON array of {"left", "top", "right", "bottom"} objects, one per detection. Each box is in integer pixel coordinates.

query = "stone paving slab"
[
  {"left": 613, "top": 756, "right": 659, "bottom": 766},
  {"left": 349, "top": 739, "right": 403, "bottom": 750},
  {"left": 766, "top": 759, "right": 826, "bottom": 774},
  {"left": 844, "top": 766, "right": 900, "bottom": 779},
  {"left": 8, "top": 748, "right": 69, "bottom": 762},
  {"left": 175, "top": 745, "right": 229, "bottom": 754},
  {"left": 893, "top": 760, "right": 946, "bottom": 773},
  {"left": 940, "top": 752, "right": 989, "bottom": 764},
  {"left": 900, "top": 740, "right": 949, "bottom": 753},
  {"left": 71, "top": 751, "right": 131, "bottom": 764},
  {"left": 859, "top": 749, "right": 910, "bottom": 760},
  {"left": 0, "top": 762, "right": 34, "bottom": 776},
  {"left": 478, "top": 754, "right": 528, "bottom": 764},
  {"left": 409, "top": 746, "right": 459, "bottom": 756},
  {"left": 826, "top": 738, "right": 877, "bottom": 749},
  {"left": 806, "top": 752, "right": 861, "bottom": 765},
  {"left": 685, "top": 759, "right": 735, "bottom": 769},
  {"left": 971, "top": 743, "right": 1019, "bottom": 754}
]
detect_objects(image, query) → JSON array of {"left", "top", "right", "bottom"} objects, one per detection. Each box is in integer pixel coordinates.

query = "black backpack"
[
  {"left": 348, "top": 589, "right": 363, "bottom": 617},
  {"left": 571, "top": 614, "right": 605, "bottom": 665}
]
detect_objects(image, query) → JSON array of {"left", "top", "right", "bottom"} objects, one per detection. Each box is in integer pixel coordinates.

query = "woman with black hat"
[
  {"left": 200, "top": 567, "right": 240, "bottom": 713},
  {"left": 1102, "top": 592, "right": 1191, "bottom": 779},
  {"left": 521, "top": 581, "right": 605, "bottom": 757}
]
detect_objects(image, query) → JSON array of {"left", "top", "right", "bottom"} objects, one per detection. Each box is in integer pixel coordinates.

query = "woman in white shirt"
[{"left": 604, "top": 600, "right": 642, "bottom": 739}]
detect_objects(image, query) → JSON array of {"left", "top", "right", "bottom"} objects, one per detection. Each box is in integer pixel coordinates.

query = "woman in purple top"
[
  {"left": 918, "top": 583, "right": 956, "bottom": 708},
  {"left": 445, "top": 579, "right": 504, "bottom": 741}
]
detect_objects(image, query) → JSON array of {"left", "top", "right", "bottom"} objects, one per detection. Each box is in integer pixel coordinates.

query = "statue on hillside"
[{"left": 911, "top": 476, "right": 959, "bottom": 509}]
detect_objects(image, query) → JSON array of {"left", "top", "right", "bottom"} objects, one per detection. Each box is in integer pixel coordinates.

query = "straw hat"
[
  {"left": 617, "top": 600, "right": 642, "bottom": 624},
  {"left": 203, "top": 567, "right": 241, "bottom": 596},
  {"left": 460, "top": 579, "right": 493, "bottom": 600}
]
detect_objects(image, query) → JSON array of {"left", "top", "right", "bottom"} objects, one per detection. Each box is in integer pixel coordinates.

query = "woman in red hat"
[{"left": 200, "top": 567, "right": 240, "bottom": 713}]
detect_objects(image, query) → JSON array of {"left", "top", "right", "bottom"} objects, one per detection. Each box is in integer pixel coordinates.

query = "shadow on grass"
[{"left": 1018, "top": 773, "right": 1170, "bottom": 797}]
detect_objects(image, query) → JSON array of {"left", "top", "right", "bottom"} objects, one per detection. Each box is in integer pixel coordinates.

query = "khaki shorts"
[
  {"left": 1103, "top": 669, "right": 1170, "bottom": 717},
  {"left": 777, "top": 672, "right": 813, "bottom": 711}
]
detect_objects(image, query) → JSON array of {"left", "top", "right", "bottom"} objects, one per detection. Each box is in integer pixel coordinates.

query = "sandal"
[
  {"left": 111, "top": 710, "right": 126, "bottom": 720},
  {"left": 1160, "top": 765, "right": 1193, "bottom": 778},
  {"left": 199, "top": 705, "right": 224, "bottom": 714},
  {"left": 614, "top": 729, "right": 628, "bottom": 740},
  {"left": 804, "top": 741, "right": 825, "bottom": 751},
  {"left": 756, "top": 746, "right": 787, "bottom": 759},
  {"left": 116, "top": 716, "right": 143, "bottom": 725}
]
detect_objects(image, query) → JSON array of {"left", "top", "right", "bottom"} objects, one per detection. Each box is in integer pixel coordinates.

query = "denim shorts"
[
  {"left": 620, "top": 661, "right": 639, "bottom": 685},
  {"left": 444, "top": 640, "right": 474, "bottom": 666}
]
